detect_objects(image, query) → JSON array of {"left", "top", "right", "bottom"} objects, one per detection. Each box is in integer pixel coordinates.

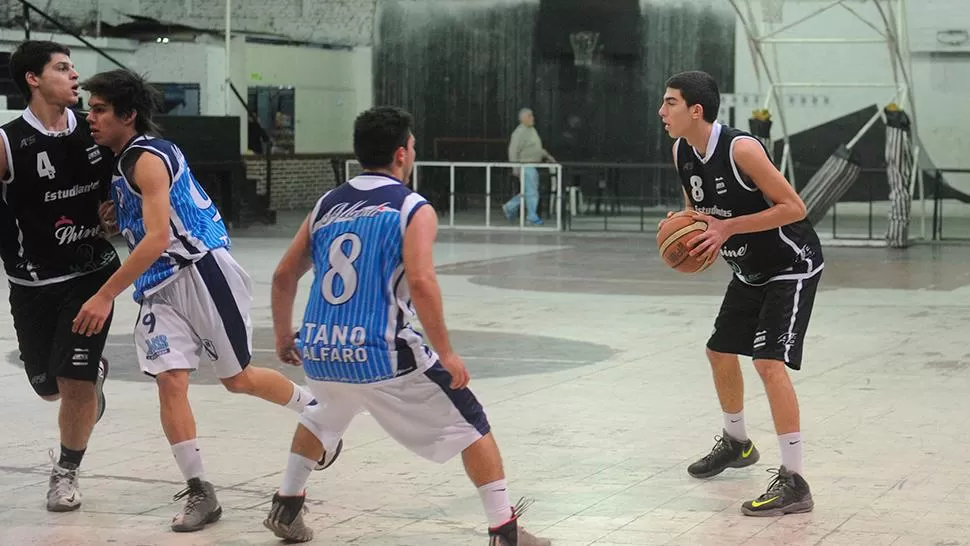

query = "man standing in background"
[{"left": 503, "top": 108, "right": 555, "bottom": 225}]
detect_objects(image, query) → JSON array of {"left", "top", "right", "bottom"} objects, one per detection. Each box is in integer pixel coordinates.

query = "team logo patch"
[
  {"left": 145, "top": 335, "right": 171, "bottom": 360},
  {"left": 87, "top": 144, "right": 103, "bottom": 164},
  {"left": 201, "top": 339, "right": 219, "bottom": 361}
]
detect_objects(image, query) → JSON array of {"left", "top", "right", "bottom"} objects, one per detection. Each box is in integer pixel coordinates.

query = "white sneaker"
[{"left": 46, "top": 451, "right": 81, "bottom": 512}]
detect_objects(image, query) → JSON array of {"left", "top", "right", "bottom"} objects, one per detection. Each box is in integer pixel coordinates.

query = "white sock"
[
  {"left": 279, "top": 453, "right": 316, "bottom": 496},
  {"left": 283, "top": 383, "right": 315, "bottom": 412},
  {"left": 478, "top": 479, "right": 513, "bottom": 528},
  {"left": 778, "top": 432, "right": 804, "bottom": 476},
  {"left": 723, "top": 411, "right": 747, "bottom": 441},
  {"left": 171, "top": 439, "right": 206, "bottom": 482}
]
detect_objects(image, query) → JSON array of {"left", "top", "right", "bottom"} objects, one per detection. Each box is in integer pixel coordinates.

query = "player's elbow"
[
  {"left": 407, "top": 274, "right": 438, "bottom": 298},
  {"left": 790, "top": 198, "right": 807, "bottom": 222},
  {"left": 271, "top": 264, "right": 298, "bottom": 290},
  {"left": 143, "top": 231, "right": 169, "bottom": 255}
]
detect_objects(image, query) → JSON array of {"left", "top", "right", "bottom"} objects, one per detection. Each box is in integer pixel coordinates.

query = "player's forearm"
[
  {"left": 408, "top": 277, "right": 455, "bottom": 357},
  {"left": 96, "top": 233, "right": 167, "bottom": 299},
  {"left": 724, "top": 201, "right": 806, "bottom": 235},
  {"left": 270, "top": 271, "right": 299, "bottom": 341}
]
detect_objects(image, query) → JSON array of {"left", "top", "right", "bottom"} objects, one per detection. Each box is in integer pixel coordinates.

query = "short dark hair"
[
  {"left": 9, "top": 40, "right": 71, "bottom": 100},
  {"left": 81, "top": 69, "right": 163, "bottom": 135},
  {"left": 665, "top": 70, "right": 721, "bottom": 123},
  {"left": 353, "top": 106, "right": 413, "bottom": 169}
]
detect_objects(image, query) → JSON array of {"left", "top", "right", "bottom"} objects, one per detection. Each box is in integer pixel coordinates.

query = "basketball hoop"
[
  {"left": 569, "top": 31, "right": 599, "bottom": 67},
  {"left": 762, "top": 0, "right": 784, "bottom": 24}
]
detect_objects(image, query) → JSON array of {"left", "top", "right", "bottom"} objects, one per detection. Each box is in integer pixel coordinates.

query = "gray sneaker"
[
  {"left": 264, "top": 492, "right": 313, "bottom": 542},
  {"left": 171, "top": 478, "right": 222, "bottom": 532},
  {"left": 95, "top": 358, "right": 108, "bottom": 423},
  {"left": 46, "top": 451, "right": 81, "bottom": 512},
  {"left": 488, "top": 498, "right": 551, "bottom": 546}
]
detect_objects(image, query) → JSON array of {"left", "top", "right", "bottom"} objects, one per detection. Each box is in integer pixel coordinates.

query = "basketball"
[{"left": 657, "top": 213, "right": 714, "bottom": 273}]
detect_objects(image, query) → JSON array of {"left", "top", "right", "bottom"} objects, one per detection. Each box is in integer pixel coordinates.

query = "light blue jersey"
[
  {"left": 112, "top": 135, "right": 230, "bottom": 302},
  {"left": 299, "top": 173, "right": 435, "bottom": 384}
]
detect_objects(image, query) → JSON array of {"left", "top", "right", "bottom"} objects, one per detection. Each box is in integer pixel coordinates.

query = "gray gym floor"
[{"left": 0, "top": 227, "right": 967, "bottom": 545}]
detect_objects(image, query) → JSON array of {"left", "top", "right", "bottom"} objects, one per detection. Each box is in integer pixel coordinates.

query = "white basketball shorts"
[
  {"left": 134, "top": 248, "right": 254, "bottom": 379},
  {"left": 300, "top": 362, "right": 491, "bottom": 464}
]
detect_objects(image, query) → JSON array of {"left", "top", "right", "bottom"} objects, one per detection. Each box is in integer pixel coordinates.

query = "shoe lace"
[
  {"left": 173, "top": 483, "right": 206, "bottom": 514},
  {"left": 699, "top": 435, "right": 732, "bottom": 464},
  {"left": 755, "top": 468, "right": 789, "bottom": 500},
  {"left": 511, "top": 497, "right": 535, "bottom": 518},
  {"left": 47, "top": 449, "right": 78, "bottom": 497}
]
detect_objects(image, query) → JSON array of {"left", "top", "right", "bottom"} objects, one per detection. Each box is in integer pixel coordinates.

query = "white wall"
[
  {"left": 245, "top": 43, "right": 372, "bottom": 153},
  {"left": 733, "top": 0, "right": 970, "bottom": 170}
]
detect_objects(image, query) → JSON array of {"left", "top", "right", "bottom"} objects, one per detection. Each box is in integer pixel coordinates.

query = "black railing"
[{"left": 930, "top": 168, "right": 970, "bottom": 241}]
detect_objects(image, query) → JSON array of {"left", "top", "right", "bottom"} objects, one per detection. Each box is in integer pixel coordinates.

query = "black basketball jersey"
[
  {"left": 0, "top": 108, "right": 119, "bottom": 286},
  {"left": 674, "top": 122, "right": 822, "bottom": 284}
]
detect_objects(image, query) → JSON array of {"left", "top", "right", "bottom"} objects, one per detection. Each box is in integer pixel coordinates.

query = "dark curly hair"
[
  {"left": 353, "top": 106, "right": 414, "bottom": 169},
  {"left": 9, "top": 40, "right": 72, "bottom": 101},
  {"left": 81, "top": 69, "right": 163, "bottom": 135}
]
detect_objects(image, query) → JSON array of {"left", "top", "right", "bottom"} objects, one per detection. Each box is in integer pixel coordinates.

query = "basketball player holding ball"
[{"left": 658, "top": 70, "right": 823, "bottom": 517}]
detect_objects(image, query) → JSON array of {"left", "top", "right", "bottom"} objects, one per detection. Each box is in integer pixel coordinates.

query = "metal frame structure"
[
  {"left": 728, "top": 0, "right": 927, "bottom": 238},
  {"left": 345, "top": 160, "right": 564, "bottom": 231}
]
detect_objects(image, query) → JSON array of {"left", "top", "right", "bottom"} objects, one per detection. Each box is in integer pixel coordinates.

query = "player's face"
[
  {"left": 27, "top": 53, "right": 79, "bottom": 107},
  {"left": 659, "top": 88, "right": 694, "bottom": 139},
  {"left": 86, "top": 96, "right": 128, "bottom": 152},
  {"left": 400, "top": 134, "right": 416, "bottom": 183}
]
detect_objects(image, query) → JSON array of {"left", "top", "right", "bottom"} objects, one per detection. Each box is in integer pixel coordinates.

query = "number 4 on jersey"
[{"left": 36, "top": 151, "right": 56, "bottom": 180}]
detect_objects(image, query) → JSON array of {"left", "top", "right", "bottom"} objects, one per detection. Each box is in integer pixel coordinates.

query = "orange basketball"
[{"left": 657, "top": 213, "right": 714, "bottom": 273}]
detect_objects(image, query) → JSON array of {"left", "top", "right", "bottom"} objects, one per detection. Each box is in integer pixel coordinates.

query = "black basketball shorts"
[
  {"left": 706, "top": 270, "right": 822, "bottom": 371},
  {"left": 8, "top": 262, "right": 119, "bottom": 397}
]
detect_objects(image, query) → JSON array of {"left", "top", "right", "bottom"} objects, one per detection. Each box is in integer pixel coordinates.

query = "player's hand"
[
  {"left": 98, "top": 201, "right": 119, "bottom": 237},
  {"left": 686, "top": 211, "right": 732, "bottom": 263},
  {"left": 440, "top": 352, "right": 470, "bottom": 390},
  {"left": 72, "top": 292, "right": 113, "bottom": 336},
  {"left": 657, "top": 210, "right": 688, "bottom": 229},
  {"left": 277, "top": 333, "right": 302, "bottom": 366}
]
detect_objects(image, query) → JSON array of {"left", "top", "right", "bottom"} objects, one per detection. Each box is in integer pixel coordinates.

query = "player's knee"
[
  {"left": 753, "top": 358, "right": 788, "bottom": 381},
  {"left": 220, "top": 369, "right": 255, "bottom": 394},
  {"left": 155, "top": 370, "right": 190, "bottom": 397},
  {"left": 706, "top": 348, "right": 737, "bottom": 368},
  {"left": 56, "top": 377, "right": 95, "bottom": 399}
]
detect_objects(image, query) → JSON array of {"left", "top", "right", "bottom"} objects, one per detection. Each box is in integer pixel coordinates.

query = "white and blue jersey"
[
  {"left": 299, "top": 173, "right": 435, "bottom": 384},
  {"left": 112, "top": 135, "right": 230, "bottom": 301}
]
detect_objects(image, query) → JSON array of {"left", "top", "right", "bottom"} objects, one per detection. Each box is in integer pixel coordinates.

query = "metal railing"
[
  {"left": 930, "top": 168, "right": 970, "bottom": 241},
  {"left": 341, "top": 158, "right": 946, "bottom": 242},
  {"left": 345, "top": 160, "right": 565, "bottom": 231}
]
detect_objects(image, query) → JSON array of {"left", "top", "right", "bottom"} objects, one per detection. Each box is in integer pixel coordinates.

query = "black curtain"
[{"left": 375, "top": 0, "right": 736, "bottom": 164}]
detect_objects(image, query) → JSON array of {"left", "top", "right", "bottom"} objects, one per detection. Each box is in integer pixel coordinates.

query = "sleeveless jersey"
[
  {"left": 0, "top": 108, "right": 119, "bottom": 286},
  {"left": 674, "top": 122, "right": 823, "bottom": 285},
  {"left": 112, "top": 135, "right": 230, "bottom": 301},
  {"left": 298, "top": 173, "right": 436, "bottom": 384}
]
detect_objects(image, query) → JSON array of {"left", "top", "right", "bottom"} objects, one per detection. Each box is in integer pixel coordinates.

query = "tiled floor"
[{"left": 1, "top": 228, "right": 969, "bottom": 545}]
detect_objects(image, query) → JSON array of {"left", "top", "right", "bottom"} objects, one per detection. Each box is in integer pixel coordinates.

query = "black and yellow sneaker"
[
  {"left": 687, "top": 430, "right": 759, "bottom": 478},
  {"left": 741, "top": 466, "right": 814, "bottom": 517}
]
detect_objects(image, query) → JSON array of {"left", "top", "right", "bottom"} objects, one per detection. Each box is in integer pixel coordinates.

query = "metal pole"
[
  {"left": 224, "top": 0, "right": 232, "bottom": 116},
  {"left": 449, "top": 165, "right": 455, "bottom": 228},
  {"left": 23, "top": 1, "right": 30, "bottom": 40},
  {"left": 485, "top": 165, "right": 492, "bottom": 228}
]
